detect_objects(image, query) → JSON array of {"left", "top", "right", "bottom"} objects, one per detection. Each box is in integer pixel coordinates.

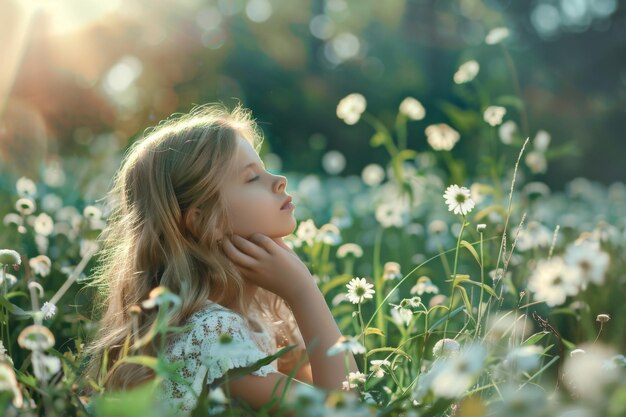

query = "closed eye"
[{"left": 247, "top": 175, "right": 260, "bottom": 183}]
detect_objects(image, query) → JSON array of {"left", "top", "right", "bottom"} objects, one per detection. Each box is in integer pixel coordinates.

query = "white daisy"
[
  {"left": 527, "top": 257, "right": 582, "bottom": 307},
  {"left": 346, "top": 277, "right": 375, "bottom": 304},
  {"left": 399, "top": 97, "right": 426, "bottom": 120},
  {"left": 316, "top": 223, "right": 342, "bottom": 246},
  {"left": 16, "top": 177, "right": 37, "bottom": 198},
  {"left": 375, "top": 201, "right": 408, "bottom": 228},
  {"left": 564, "top": 239, "right": 609, "bottom": 288},
  {"left": 296, "top": 219, "right": 318, "bottom": 246},
  {"left": 453, "top": 60, "right": 480, "bottom": 84},
  {"left": 483, "top": 106, "right": 507, "bottom": 126},
  {"left": 336, "top": 93, "right": 366, "bottom": 125},
  {"left": 426, "top": 344, "right": 487, "bottom": 399},
  {"left": 443, "top": 184, "right": 475, "bottom": 215},
  {"left": 515, "top": 221, "right": 552, "bottom": 251},
  {"left": 15, "top": 198, "right": 36, "bottom": 216},
  {"left": 425, "top": 123, "right": 460, "bottom": 151}
]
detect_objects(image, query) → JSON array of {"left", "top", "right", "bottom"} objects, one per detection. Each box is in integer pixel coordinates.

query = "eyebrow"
[{"left": 240, "top": 161, "right": 266, "bottom": 175}]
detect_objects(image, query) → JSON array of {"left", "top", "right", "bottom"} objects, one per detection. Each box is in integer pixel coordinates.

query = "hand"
[{"left": 221, "top": 233, "right": 315, "bottom": 302}]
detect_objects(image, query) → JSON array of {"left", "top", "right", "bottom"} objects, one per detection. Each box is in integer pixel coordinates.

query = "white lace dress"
[{"left": 159, "top": 301, "right": 280, "bottom": 414}]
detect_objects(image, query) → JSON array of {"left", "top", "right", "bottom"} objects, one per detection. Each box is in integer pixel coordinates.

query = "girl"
[{"left": 82, "top": 103, "right": 360, "bottom": 414}]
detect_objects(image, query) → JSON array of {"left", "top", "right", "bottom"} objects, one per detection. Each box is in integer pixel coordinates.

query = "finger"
[
  {"left": 231, "top": 234, "right": 270, "bottom": 258},
  {"left": 272, "top": 237, "right": 297, "bottom": 255},
  {"left": 221, "top": 236, "right": 257, "bottom": 268},
  {"left": 248, "top": 233, "right": 277, "bottom": 254}
]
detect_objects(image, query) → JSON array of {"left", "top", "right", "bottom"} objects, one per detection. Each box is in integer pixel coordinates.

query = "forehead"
[{"left": 234, "top": 135, "right": 260, "bottom": 163}]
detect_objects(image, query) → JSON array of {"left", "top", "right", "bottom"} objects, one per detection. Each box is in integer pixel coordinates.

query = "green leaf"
[
  {"left": 456, "top": 287, "right": 474, "bottom": 323},
  {"left": 461, "top": 280, "right": 499, "bottom": 299},
  {"left": 364, "top": 327, "right": 385, "bottom": 337},
  {"left": 460, "top": 240, "right": 481, "bottom": 266},
  {"left": 321, "top": 274, "right": 353, "bottom": 295},
  {"left": 522, "top": 331, "right": 550, "bottom": 346}
]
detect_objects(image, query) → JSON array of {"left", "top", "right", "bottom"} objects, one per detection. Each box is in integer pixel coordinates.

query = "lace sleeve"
[
  {"left": 160, "top": 307, "right": 279, "bottom": 413},
  {"left": 188, "top": 309, "right": 278, "bottom": 385}
]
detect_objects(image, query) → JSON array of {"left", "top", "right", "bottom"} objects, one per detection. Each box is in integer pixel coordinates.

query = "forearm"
[{"left": 286, "top": 280, "right": 360, "bottom": 390}]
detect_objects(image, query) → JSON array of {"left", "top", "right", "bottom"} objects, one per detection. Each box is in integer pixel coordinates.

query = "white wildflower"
[
  {"left": 596, "top": 314, "right": 610, "bottom": 323},
  {"left": 418, "top": 344, "right": 486, "bottom": 399},
  {"left": 370, "top": 359, "right": 392, "bottom": 378},
  {"left": 316, "top": 223, "right": 342, "bottom": 246},
  {"left": 503, "top": 345, "right": 543, "bottom": 373},
  {"left": 399, "top": 97, "right": 426, "bottom": 120},
  {"left": 34, "top": 213, "right": 54, "bottom": 236},
  {"left": 453, "top": 60, "right": 479, "bottom": 84},
  {"left": 382, "top": 261, "right": 402, "bottom": 281},
  {"left": 563, "top": 343, "right": 620, "bottom": 402},
  {"left": 40, "top": 302, "right": 57, "bottom": 320},
  {"left": 525, "top": 151, "right": 547, "bottom": 174},
  {"left": 564, "top": 239, "right": 609, "bottom": 288},
  {"left": 336, "top": 243, "right": 363, "bottom": 259},
  {"left": 32, "top": 354, "right": 61, "bottom": 381},
  {"left": 570, "top": 349, "right": 586, "bottom": 357},
  {"left": 336, "top": 93, "right": 366, "bottom": 125},
  {"left": 527, "top": 257, "right": 582, "bottom": 307},
  {"left": 443, "top": 184, "right": 475, "bottom": 215},
  {"left": 342, "top": 371, "right": 366, "bottom": 390},
  {"left": 141, "top": 286, "right": 182, "bottom": 310},
  {"left": 29, "top": 255, "right": 52, "bottom": 277},
  {"left": 425, "top": 123, "right": 460, "bottom": 151},
  {"left": 533, "top": 130, "right": 551, "bottom": 152},
  {"left": 0, "top": 249, "right": 21, "bottom": 267},
  {"left": 483, "top": 106, "right": 507, "bottom": 127},
  {"left": 346, "top": 277, "right": 375, "bottom": 304},
  {"left": 516, "top": 221, "right": 552, "bottom": 251},
  {"left": 15, "top": 198, "right": 36, "bottom": 216},
  {"left": 485, "top": 27, "right": 510, "bottom": 45},
  {"left": 296, "top": 219, "right": 318, "bottom": 246},
  {"left": 390, "top": 306, "right": 413, "bottom": 327},
  {"left": 17, "top": 325, "right": 55, "bottom": 351},
  {"left": 361, "top": 163, "right": 385, "bottom": 186},
  {"left": 499, "top": 120, "right": 517, "bottom": 145},
  {"left": 322, "top": 150, "right": 346, "bottom": 175},
  {"left": 375, "top": 201, "right": 409, "bottom": 228},
  {"left": 432, "top": 338, "right": 461, "bottom": 358},
  {"left": 410, "top": 276, "right": 439, "bottom": 295},
  {"left": 0, "top": 362, "right": 23, "bottom": 408},
  {"left": 327, "top": 336, "right": 366, "bottom": 357},
  {"left": 16, "top": 177, "right": 37, "bottom": 198}
]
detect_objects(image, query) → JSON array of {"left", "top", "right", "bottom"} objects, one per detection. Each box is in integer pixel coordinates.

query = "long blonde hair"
[{"left": 82, "top": 103, "right": 301, "bottom": 391}]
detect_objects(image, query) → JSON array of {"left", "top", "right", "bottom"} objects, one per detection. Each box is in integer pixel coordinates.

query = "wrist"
[{"left": 284, "top": 275, "right": 320, "bottom": 306}]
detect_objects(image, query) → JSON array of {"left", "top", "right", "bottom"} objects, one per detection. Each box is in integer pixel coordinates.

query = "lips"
[{"left": 280, "top": 197, "right": 293, "bottom": 210}]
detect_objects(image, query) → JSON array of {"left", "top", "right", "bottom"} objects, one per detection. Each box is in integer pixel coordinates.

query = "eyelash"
[{"left": 247, "top": 175, "right": 260, "bottom": 183}]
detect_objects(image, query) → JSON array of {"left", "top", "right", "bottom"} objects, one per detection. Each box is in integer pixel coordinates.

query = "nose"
[{"left": 273, "top": 174, "right": 287, "bottom": 193}]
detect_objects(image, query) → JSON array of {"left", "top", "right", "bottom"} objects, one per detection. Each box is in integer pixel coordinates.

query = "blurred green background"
[{"left": 1, "top": 0, "right": 624, "bottom": 191}]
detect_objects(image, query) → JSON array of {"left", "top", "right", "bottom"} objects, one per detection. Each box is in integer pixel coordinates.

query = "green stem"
[
  {"left": 358, "top": 303, "right": 367, "bottom": 375},
  {"left": 443, "top": 217, "right": 468, "bottom": 338},
  {"left": 373, "top": 227, "right": 386, "bottom": 347}
]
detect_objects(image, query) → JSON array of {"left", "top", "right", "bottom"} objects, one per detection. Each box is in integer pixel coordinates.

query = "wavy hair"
[{"left": 82, "top": 103, "right": 302, "bottom": 390}]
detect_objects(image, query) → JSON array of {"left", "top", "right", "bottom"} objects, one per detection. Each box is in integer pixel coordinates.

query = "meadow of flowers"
[{"left": 1, "top": 27, "right": 626, "bottom": 417}]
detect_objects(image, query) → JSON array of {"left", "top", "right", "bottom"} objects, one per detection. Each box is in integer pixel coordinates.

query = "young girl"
[{"left": 82, "top": 103, "right": 360, "bottom": 414}]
